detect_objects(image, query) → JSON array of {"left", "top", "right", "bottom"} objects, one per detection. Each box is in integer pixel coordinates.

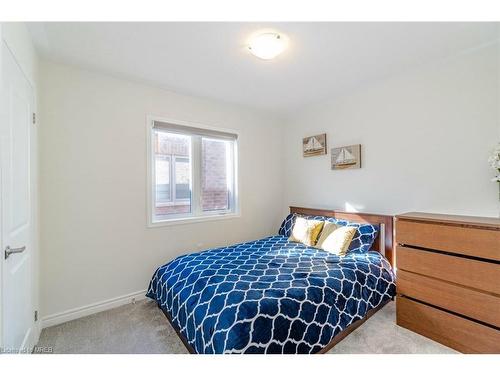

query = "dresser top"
[{"left": 396, "top": 212, "right": 500, "bottom": 229}]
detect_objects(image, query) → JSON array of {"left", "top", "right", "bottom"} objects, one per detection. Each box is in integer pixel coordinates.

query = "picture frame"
[
  {"left": 331, "top": 144, "right": 361, "bottom": 170},
  {"left": 303, "top": 133, "right": 327, "bottom": 157}
]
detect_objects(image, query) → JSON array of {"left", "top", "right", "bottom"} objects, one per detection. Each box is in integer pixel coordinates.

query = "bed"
[{"left": 146, "top": 206, "right": 396, "bottom": 354}]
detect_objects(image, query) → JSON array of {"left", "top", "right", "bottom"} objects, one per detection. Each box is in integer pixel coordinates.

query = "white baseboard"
[{"left": 41, "top": 290, "right": 148, "bottom": 329}]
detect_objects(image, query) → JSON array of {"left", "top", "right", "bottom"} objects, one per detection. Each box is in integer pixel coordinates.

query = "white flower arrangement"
[{"left": 489, "top": 143, "right": 500, "bottom": 191}]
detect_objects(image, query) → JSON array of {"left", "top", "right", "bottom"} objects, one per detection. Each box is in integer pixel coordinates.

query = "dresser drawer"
[
  {"left": 397, "top": 270, "right": 500, "bottom": 327},
  {"left": 396, "top": 219, "right": 500, "bottom": 261},
  {"left": 397, "top": 246, "right": 500, "bottom": 295},
  {"left": 397, "top": 296, "right": 500, "bottom": 353}
]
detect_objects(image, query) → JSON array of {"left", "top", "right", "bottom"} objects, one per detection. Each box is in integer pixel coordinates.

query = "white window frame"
[{"left": 147, "top": 116, "right": 240, "bottom": 227}]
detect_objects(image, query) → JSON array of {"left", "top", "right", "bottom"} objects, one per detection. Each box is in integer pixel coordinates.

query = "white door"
[{"left": 0, "top": 41, "right": 34, "bottom": 353}]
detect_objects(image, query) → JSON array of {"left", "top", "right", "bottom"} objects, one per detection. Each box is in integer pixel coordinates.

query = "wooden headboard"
[{"left": 290, "top": 206, "right": 395, "bottom": 267}]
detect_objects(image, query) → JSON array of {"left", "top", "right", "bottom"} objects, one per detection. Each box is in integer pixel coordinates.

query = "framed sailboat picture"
[
  {"left": 331, "top": 144, "right": 361, "bottom": 170},
  {"left": 302, "top": 133, "right": 327, "bottom": 157}
]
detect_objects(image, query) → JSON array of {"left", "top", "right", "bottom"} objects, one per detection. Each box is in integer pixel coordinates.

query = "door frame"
[{"left": 0, "top": 28, "right": 39, "bottom": 353}]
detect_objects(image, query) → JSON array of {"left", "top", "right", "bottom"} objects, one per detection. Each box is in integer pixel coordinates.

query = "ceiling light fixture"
[{"left": 248, "top": 33, "right": 287, "bottom": 60}]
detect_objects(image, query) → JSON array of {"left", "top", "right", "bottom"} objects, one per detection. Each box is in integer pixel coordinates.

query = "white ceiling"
[{"left": 29, "top": 22, "right": 498, "bottom": 116}]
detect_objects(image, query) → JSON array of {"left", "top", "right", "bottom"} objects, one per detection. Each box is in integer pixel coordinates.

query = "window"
[{"left": 149, "top": 119, "right": 238, "bottom": 224}]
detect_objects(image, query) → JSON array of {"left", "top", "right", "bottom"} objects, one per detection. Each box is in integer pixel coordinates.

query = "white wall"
[
  {"left": 39, "top": 61, "right": 284, "bottom": 319},
  {"left": 283, "top": 43, "right": 500, "bottom": 218},
  {"left": 0, "top": 22, "right": 40, "bottom": 345}
]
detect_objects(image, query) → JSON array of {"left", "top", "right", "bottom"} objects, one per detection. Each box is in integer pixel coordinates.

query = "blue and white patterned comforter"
[{"left": 146, "top": 235, "right": 396, "bottom": 354}]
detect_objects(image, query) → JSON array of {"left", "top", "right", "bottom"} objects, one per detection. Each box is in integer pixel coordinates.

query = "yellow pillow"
[
  {"left": 315, "top": 222, "right": 356, "bottom": 256},
  {"left": 289, "top": 217, "right": 324, "bottom": 247}
]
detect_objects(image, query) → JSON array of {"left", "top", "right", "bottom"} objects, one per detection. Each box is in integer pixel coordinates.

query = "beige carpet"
[{"left": 36, "top": 299, "right": 456, "bottom": 354}]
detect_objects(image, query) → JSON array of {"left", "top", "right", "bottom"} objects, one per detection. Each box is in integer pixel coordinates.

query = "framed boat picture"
[
  {"left": 331, "top": 144, "right": 361, "bottom": 169},
  {"left": 303, "top": 133, "right": 327, "bottom": 157}
]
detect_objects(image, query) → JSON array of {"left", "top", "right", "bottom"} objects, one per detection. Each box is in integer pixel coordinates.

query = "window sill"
[
  {"left": 148, "top": 212, "right": 241, "bottom": 228},
  {"left": 155, "top": 200, "right": 191, "bottom": 207}
]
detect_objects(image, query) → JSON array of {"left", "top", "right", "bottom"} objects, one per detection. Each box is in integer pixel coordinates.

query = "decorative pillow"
[
  {"left": 278, "top": 213, "right": 378, "bottom": 253},
  {"left": 278, "top": 213, "right": 298, "bottom": 237},
  {"left": 289, "top": 217, "right": 324, "bottom": 247},
  {"left": 278, "top": 213, "right": 328, "bottom": 236},
  {"left": 315, "top": 222, "right": 356, "bottom": 256},
  {"left": 333, "top": 219, "right": 379, "bottom": 253}
]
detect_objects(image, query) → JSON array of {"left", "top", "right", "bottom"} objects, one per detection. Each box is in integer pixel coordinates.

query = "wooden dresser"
[{"left": 395, "top": 212, "right": 500, "bottom": 353}]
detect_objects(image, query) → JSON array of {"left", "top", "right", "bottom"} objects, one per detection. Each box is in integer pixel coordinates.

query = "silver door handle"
[{"left": 5, "top": 246, "right": 26, "bottom": 259}]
